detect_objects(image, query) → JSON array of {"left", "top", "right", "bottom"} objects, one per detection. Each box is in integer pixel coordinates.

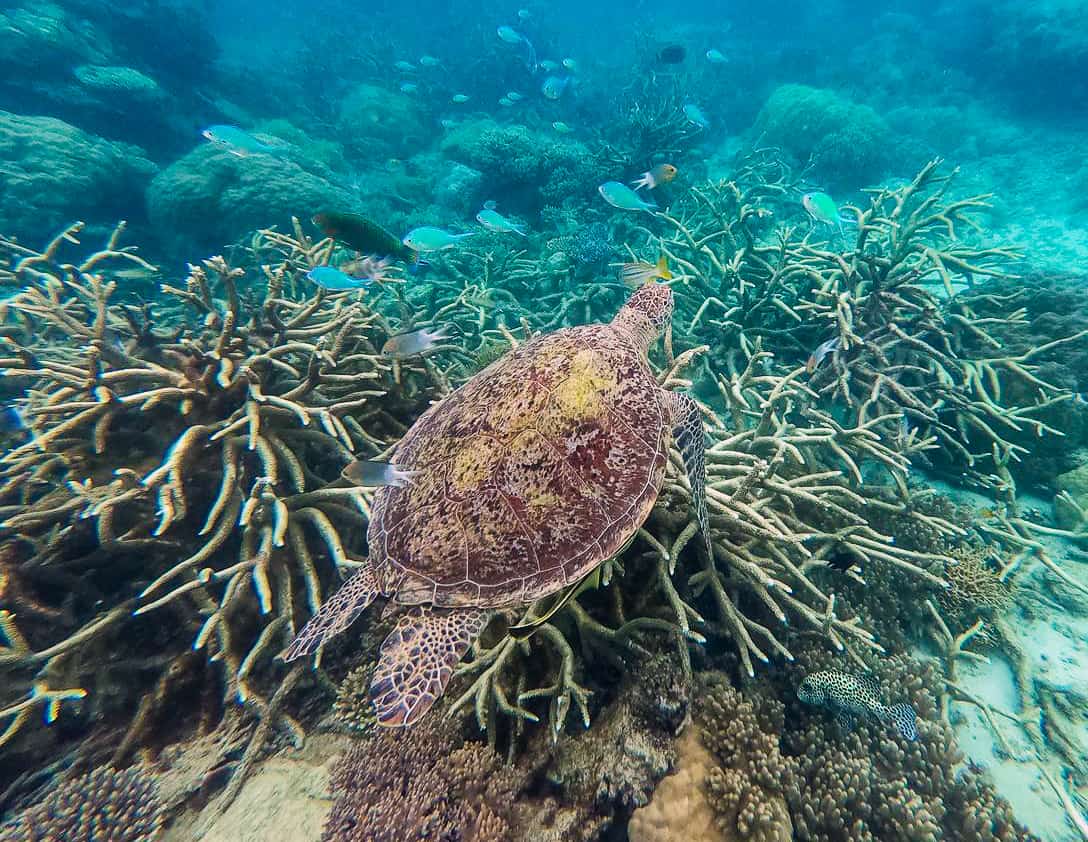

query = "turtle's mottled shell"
[{"left": 370, "top": 323, "right": 668, "bottom": 608}]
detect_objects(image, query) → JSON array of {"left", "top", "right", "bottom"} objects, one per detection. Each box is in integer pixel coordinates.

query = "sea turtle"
[{"left": 283, "top": 282, "right": 710, "bottom": 726}]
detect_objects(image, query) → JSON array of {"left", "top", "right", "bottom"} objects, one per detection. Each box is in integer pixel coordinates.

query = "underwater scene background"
[{"left": 2, "top": 0, "right": 1088, "bottom": 840}]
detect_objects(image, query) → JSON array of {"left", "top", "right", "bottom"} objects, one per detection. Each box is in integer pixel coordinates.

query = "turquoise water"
[{"left": 2, "top": 2, "right": 1088, "bottom": 840}]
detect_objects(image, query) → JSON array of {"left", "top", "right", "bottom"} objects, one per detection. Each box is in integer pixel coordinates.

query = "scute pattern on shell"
[{"left": 370, "top": 323, "right": 668, "bottom": 608}]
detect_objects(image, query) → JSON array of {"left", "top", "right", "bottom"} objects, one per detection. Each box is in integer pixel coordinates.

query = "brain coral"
[
  {"left": 0, "top": 111, "right": 157, "bottom": 241},
  {"left": 752, "top": 84, "right": 894, "bottom": 191},
  {"left": 0, "top": 2, "right": 110, "bottom": 75},
  {"left": 337, "top": 83, "right": 434, "bottom": 161},
  {"left": 146, "top": 141, "right": 358, "bottom": 256},
  {"left": 440, "top": 119, "right": 603, "bottom": 214}
]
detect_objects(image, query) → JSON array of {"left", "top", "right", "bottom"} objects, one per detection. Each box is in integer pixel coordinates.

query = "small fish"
[
  {"left": 517, "top": 8, "right": 531, "bottom": 20},
  {"left": 477, "top": 207, "right": 527, "bottom": 236},
  {"left": 312, "top": 211, "right": 417, "bottom": 262},
  {"left": 402, "top": 226, "right": 474, "bottom": 252},
  {"left": 393, "top": 60, "right": 417, "bottom": 72},
  {"left": 419, "top": 55, "right": 441, "bottom": 68},
  {"left": 399, "top": 82, "right": 419, "bottom": 94},
  {"left": 599, "top": 181, "right": 657, "bottom": 213},
  {"left": 306, "top": 266, "right": 373, "bottom": 291},
  {"left": 621, "top": 255, "right": 672, "bottom": 288},
  {"left": 683, "top": 103, "right": 710, "bottom": 129},
  {"left": 497, "top": 25, "right": 537, "bottom": 72},
  {"left": 451, "top": 93, "right": 471, "bottom": 103},
  {"left": 497, "top": 25, "right": 525, "bottom": 44},
  {"left": 539, "top": 59, "right": 560, "bottom": 72},
  {"left": 805, "top": 336, "right": 842, "bottom": 374},
  {"left": 381, "top": 326, "right": 456, "bottom": 359},
  {"left": 498, "top": 97, "right": 514, "bottom": 107},
  {"left": 631, "top": 163, "right": 677, "bottom": 191},
  {"left": 482, "top": 200, "right": 498, "bottom": 210},
  {"left": 657, "top": 44, "right": 686, "bottom": 64},
  {"left": 541, "top": 75, "right": 570, "bottom": 100},
  {"left": 342, "top": 459, "right": 419, "bottom": 488},
  {"left": 561, "top": 57, "right": 579, "bottom": 72},
  {"left": 440, "top": 119, "right": 457, "bottom": 130},
  {"left": 338, "top": 255, "right": 396, "bottom": 285},
  {"left": 201, "top": 125, "right": 285, "bottom": 157},
  {"left": 802, "top": 191, "right": 844, "bottom": 235},
  {"left": 551, "top": 121, "right": 572, "bottom": 133},
  {"left": 797, "top": 670, "right": 918, "bottom": 741},
  {"left": 506, "top": 91, "right": 525, "bottom": 102},
  {"left": 705, "top": 48, "right": 727, "bottom": 63}
]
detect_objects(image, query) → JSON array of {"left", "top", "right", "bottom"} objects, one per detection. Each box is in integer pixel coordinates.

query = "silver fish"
[{"left": 342, "top": 459, "right": 419, "bottom": 488}]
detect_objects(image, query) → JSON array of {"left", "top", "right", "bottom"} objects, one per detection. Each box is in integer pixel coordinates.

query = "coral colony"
[{"left": 2, "top": 2, "right": 1088, "bottom": 841}]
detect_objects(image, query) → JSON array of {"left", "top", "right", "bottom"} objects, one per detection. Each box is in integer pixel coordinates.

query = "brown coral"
[
  {"left": 0, "top": 764, "right": 164, "bottom": 842},
  {"left": 671, "top": 656, "right": 1038, "bottom": 842},
  {"left": 699, "top": 676, "right": 794, "bottom": 842},
  {"left": 940, "top": 544, "right": 1013, "bottom": 628},
  {"left": 321, "top": 717, "right": 527, "bottom": 842}
]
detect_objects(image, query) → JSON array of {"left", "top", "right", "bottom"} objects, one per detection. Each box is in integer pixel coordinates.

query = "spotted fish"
[{"left": 797, "top": 669, "right": 918, "bottom": 741}]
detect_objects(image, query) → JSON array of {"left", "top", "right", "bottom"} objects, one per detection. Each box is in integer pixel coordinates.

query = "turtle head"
[{"left": 612, "top": 281, "right": 673, "bottom": 351}]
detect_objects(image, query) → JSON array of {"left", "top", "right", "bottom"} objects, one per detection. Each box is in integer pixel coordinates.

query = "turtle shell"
[{"left": 369, "top": 323, "right": 669, "bottom": 608}]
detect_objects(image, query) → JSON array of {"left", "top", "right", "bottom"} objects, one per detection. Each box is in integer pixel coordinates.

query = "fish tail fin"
[
  {"left": 888, "top": 703, "right": 918, "bottom": 741},
  {"left": 655, "top": 255, "right": 672, "bottom": 281},
  {"left": 390, "top": 467, "right": 422, "bottom": 488}
]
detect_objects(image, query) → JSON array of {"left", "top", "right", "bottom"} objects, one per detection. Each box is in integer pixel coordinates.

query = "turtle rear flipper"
[
  {"left": 282, "top": 565, "right": 379, "bottom": 661},
  {"left": 370, "top": 607, "right": 490, "bottom": 726},
  {"left": 667, "top": 390, "right": 711, "bottom": 558}
]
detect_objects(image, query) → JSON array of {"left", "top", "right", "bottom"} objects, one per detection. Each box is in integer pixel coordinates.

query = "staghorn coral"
[
  {"left": 0, "top": 220, "right": 444, "bottom": 799},
  {"left": 0, "top": 764, "right": 164, "bottom": 842},
  {"left": 939, "top": 544, "right": 1013, "bottom": 628}
]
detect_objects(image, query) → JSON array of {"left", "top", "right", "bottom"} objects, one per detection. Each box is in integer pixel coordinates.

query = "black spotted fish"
[{"left": 797, "top": 669, "right": 918, "bottom": 741}]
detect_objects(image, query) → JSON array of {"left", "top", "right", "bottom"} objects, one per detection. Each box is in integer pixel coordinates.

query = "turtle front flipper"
[
  {"left": 282, "top": 565, "right": 379, "bottom": 661},
  {"left": 370, "top": 606, "right": 490, "bottom": 727},
  {"left": 666, "top": 390, "right": 711, "bottom": 558}
]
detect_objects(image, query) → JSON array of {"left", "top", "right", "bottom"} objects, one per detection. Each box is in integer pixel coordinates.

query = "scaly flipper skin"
[
  {"left": 282, "top": 565, "right": 379, "bottom": 661},
  {"left": 369, "top": 607, "right": 490, "bottom": 726},
  {"left": 666, "top": 390, "right": 711, "bottom": 558}
]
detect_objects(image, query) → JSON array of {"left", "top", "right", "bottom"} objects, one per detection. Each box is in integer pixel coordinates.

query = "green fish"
[
  {"left": 598, "top": 181, "right": 657, "bottom": 213},
  {"left": 312, "top": 211, "right": 417, "bottom": 262},
  {"left": 802, "top": 192, "right": 844, "bottom": 235},
  {"left": 402, "top": 226, "right": 474, "bottom": 252},
  {"left": 476, "top": 207, "right": 526, "bottom": 236},
  {"left": 202, "top": 125, "right": 286, "bottom": 157}
]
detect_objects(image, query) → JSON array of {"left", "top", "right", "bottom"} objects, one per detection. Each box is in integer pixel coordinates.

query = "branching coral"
[
  {"left": 0, "top": 220, "right": 444, "bottom": 793},
  {"left": 0, "top": 764, "right": 164, "bottom": 842},
  {"left": 643, "top": 157, "right": 1082, "bottom": 506}
]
